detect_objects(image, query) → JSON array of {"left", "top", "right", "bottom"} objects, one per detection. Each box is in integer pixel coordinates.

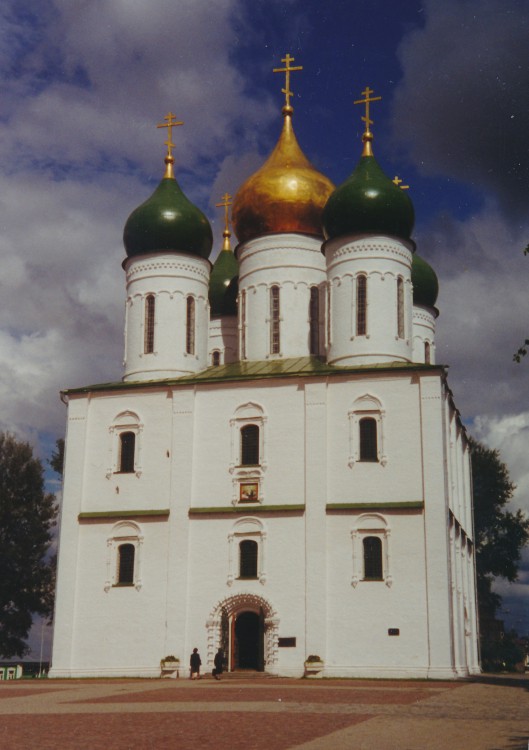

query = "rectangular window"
[
  {"left": 356, "top": 275, "right": 367, "bottom": 336},
  {"left": 309, "top": 286, "right": 319, "bottom": 355},
  {"left": 363, "top": 536, "right": 383, "bottom": 580},
  {"left": 186, "top": 296, "right": 195, "bottom": 355},
  {"left": 239, "top": 540, "right": 258, "bottom": 579},
  {"left": 397, "top": 277, "right": 404, "bottom": 339},
  {"left": 359, "top": 417, "right": 378, "bottom": 462},
  {"left": 144, "top": 295, "right": 155, "bottom": 354},
  {"left": 240, "top": 424, "right": 259, "bottom": 465},
  {"left": 119, "top": 432, "right": 136, "bottom": 473},
  {"left": 117, "top": 543, "right": 135, "bottom": 585},
  {"left": 270, "top": 286, "right": 280, "bottom": 354}
]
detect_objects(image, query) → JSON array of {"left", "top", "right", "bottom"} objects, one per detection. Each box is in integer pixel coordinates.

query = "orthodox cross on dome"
[
  {"left": 273, "top": 53, "right": 303, "bottom": 113},
  {"left": 393, "top": 176, "right": 410, "bottom": 190},
  {"left": 216, "top": 192, "right": 233, "bottom": 251},
  {"left": 156, "top": 111, "right": 183, "bottom": 178},
  {"left": 354, "top": 86, "right": 382, "bottom": 156}
]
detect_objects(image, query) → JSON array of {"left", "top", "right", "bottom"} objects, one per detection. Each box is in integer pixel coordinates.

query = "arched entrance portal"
[
  {"left": 208, "top": 593, "right": 279, "bottom": 674},
  {"left": 233, "top": 610, "right": 264, "bottom": 671}
]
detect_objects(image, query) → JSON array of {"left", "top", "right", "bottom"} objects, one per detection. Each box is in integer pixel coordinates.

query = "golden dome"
[{"left": 232, "top": 105, "right": 335, "bottom": 244}]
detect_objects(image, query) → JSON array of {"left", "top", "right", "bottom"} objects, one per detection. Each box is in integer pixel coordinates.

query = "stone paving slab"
[{"left": 0, "top": 675, "right": 527, "bottom": 749}]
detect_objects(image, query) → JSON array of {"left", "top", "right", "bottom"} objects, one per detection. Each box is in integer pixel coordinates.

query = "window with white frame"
[
  {"left": 227, "top": 517, "right": 267, "bottom": 585},
  {"left": 363, "top": 536, "right": 383, "bottom": 579},
  {"left": 186, "top": 295, "right": 195, "bottom": 355},
  {"left": 359, "top": 417, "right": 378, "bottom": 462},
  {"left": 212, "top": 350, "right": 221, "bottom": 366},
  {"left": 119, "top": 431, "right": 135, "bottom": 473},
  {"left": 309, "top": 286, "right": 320, "bottom": 355},
  {"left": 270, "top": 285, "right": 280, "bottom": 354},
  {"left": 350, "top": 514, "right": 391, "bottom": 588},
  {"left": 348, "top": 395, "right": 386, "bottom": 467},
  {"left": 105, "top": 521, "right": 143, "bottom": 591},
  {"left": 356, "top": 274, "right": 367, "bottom": 336},
  {"left": 239, "top": 539, "right": 258, "bottom": 578},
  {"left": 397, "top": 277, "right": 404, "bottom": 339},
  {"left": 144, "top": 294, "right": 155, "bottom": 354},
  {"left": 108, "top": 411, "right": 143, "bottom": 478},
  {"left": 230, "top": 402, "right": 267, "bottom": 504},
  {"left": 117, "top": 543, "right": 135, "bottom": 584},
  {"left": 240, "top": 424, "right": 260, "bottom": 466}
]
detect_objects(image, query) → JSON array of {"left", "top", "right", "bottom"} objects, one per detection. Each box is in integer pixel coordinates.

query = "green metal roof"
[{"left": 63, "top": 357, "right": 443, "bottom": 396}]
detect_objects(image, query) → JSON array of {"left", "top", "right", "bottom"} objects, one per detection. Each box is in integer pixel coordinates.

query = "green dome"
[
  {"left": 322, "top": 156, "right": 415, "bottom": 241},
  {"left": 123, "top": 177, "right": 213, "bottom": 259},
  {"left": 412, "top": 254, "right": 439, "bottom": 307},
  {"left": 209, "top": 248, "right": 238, "bottom": 316}
]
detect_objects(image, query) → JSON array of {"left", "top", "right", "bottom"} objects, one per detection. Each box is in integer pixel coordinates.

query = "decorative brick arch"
[{"left": 206, "top": 593, "right": 279, "bottom": 672}]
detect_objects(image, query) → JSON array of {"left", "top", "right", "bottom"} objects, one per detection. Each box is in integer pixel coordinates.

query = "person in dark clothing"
[
  {"left": 190, "top": 648, "right": 202, "bottom": 679},
  {"left": 213, "top": 648, "right": 224, "bottom": 680}
]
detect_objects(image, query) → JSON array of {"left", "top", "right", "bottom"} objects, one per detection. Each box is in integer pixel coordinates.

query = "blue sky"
[{"left": 1, "top": 0, "right": 528, "bottom": 652}]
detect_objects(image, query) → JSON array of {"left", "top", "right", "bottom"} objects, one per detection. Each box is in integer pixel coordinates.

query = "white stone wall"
[{"left": 50, "top": 369, "right": 479, "bottom": 679}]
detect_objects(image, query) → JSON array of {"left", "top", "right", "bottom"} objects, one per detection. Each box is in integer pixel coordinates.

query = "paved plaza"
[{"left": 0, "top": 674, "right": 528, "bottom": 749}]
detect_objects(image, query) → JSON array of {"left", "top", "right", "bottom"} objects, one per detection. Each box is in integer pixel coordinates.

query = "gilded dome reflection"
[{"left": 232, "top": 110, "right": 334, "bottom": 244}]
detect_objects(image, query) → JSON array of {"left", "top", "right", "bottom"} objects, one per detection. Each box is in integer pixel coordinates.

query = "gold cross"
[
  {"left": 156, "top": 112, "right": 183, "bottom": 160},
  {"left": 354, "top": 86, "right": 382, "bottom": 134},
  {"left": 215, "top": 192, "right": 232, "bottom": 230},
  {"left": 393, "top": 176, "right": 410, "bottom": 190},
  {"left": 273, "top": 53, "right": 303, "bottom": 109}
]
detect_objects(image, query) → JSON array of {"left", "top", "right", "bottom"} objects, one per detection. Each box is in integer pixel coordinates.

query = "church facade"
[{"left": 50, "top": 66, "right": 480, "bottom": 679}]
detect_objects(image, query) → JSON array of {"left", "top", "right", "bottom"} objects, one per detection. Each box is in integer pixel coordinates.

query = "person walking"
[
  {"left": 213, "top": 648, "right": 224, "bottom": 680},
  {"left": 189, "top": 648, "right": 202, "bottom": 679}
]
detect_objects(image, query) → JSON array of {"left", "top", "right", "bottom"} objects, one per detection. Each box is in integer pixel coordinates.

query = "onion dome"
[
  {"left": 412, "top": 254, "right": 439, "bottom": 307},
  {"left": 123, "top": 113, "right": 213, "bottom": 259},
  {"left": 232, "top": 54, "right": 334, "bottom": 244},
  {"left": 209, "top": 194, "right": 239, "bottom": 316},
  {"left": 322, "top": 87, "right": 414, "bottom": 242}
]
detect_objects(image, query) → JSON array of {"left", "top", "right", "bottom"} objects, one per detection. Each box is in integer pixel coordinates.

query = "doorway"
[{"left": 233, "top": 610, "right": 264, "bottom": 670}]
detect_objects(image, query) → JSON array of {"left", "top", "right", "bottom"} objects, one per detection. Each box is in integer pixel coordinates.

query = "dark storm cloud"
[{"left": 391, "top": 0, "right": 529, "bottom": 218}]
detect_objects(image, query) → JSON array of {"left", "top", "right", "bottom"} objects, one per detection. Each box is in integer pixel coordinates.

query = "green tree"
[
  {"left": 470, "top": 437, "right": 529, "bottom": 668},
  {"left": 0, "top": 433, "right": 57, "bottom": 658},
  {"left": 49, "top": 438, "right": 64, "bottom": 478}
]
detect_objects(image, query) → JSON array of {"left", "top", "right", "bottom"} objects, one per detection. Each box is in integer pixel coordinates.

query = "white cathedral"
[{"left": 50, "top": 61, "right": 480, "bottom": 680}]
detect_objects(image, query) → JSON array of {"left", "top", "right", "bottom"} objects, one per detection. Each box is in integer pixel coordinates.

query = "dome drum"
[
  {"left": 237, "top": 233, "right": 326, "bottom": 361},
  {"left": 123, "top": 252, "right": 210, "bottom": 382},
  {"left": 325, "top": 235, "right": 414, "bottom": 367}
]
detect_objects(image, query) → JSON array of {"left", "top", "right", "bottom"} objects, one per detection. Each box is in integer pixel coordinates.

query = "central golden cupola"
[{"left": 232, "top": 54, "right": 335, "bottom": 245}]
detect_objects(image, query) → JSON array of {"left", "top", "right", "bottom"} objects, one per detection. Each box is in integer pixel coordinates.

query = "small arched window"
[
  {"left": 397, "top": 277, "right": 404, "bottom": 339},
  {"left": 119, "top": 431, "right": 135, "bottom": 473},
  {"left": 144, "top": 295, "right": 155, "bottom": 354},
  {"left": 212, "top": 350, "right": 221, "bottom": 366},
  {"left": 363, "top": 536, "right": 383, "bottom": 580},
  {"left": 356, "top": 275, "right": 367, "bottom": 336},
  {"left": 424, "top": 341, "right": 431, "bottom": 364},
  {"left": 359, "top": 417, "right": 378, "bottom": 462},
  {"left": 239, "top": 540, "right": 258, "bottom": 579},
  {"left": 117, "top": 543, "right": 135, "bottom": 585},
  {"left": 186, "top": 296, "right": 195, "bottom": 355},
  {"left": 240, "top": 424, "right": 259, "bottom": 466},
  {"left": 309, "top": 286, "right": 319, "bottom": 355},
  {"left": 270, "top": 285, "right": 280, "bottom": 354}
]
